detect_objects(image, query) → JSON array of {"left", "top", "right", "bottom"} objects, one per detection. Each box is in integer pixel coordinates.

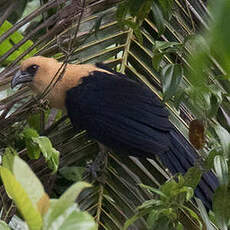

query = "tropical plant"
[
  {"left": 1, "top": 0, "right": 230, "bottom": 229},
  {"left": 0, "top": 149, "right": 96, "bottom": 230}
]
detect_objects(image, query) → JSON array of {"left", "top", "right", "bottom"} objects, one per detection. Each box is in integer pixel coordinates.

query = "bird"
[{"left": 11, "top": 56, "right": 218, "bottom": 209}]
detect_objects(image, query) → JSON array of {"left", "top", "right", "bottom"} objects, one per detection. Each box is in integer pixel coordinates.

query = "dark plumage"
[
  {"left": 66, "top": 65, "right": 218, "bottom": 209},
  {"left": 11, "top": 56, "right": 218, "bottom": 210}
]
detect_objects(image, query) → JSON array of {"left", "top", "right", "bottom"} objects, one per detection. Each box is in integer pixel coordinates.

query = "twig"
[
  {"left": 37, "top": 0, "right": 87, "bottom": 101},
  {"left": 0, "top": 14, "right": 57, "bottom": 64},
  {"left": 0, "top": 1, "right": 16, "bottom": 28},
  {"left": 0, "top": 0, "right": 65, "bottom": 44}
]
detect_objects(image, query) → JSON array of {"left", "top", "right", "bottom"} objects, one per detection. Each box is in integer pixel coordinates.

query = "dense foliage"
[{"left": 1, "top": 0, "right": 230, "bottom": 229}]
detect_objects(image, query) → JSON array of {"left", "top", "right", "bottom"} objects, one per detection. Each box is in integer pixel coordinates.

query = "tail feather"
[
  {"left": 196, "top": 171, "right": 218, "bottom": 209},
  {"left": 202, "top": 171, "right": 219, "bottom": 192},
  {"left": 158, "top": 129, "right": 219, "bottom": 210}
]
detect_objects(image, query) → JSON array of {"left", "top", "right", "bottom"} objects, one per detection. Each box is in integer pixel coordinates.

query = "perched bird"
[{"left": 11, "top": 56, "right": 218, "bottom": 209}]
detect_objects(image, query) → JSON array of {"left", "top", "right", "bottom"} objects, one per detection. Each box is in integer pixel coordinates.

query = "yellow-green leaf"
[
  {"left": 0, "top": 221, "right": 11, "bottom": 230},
  {"left": 43, "top": 182, "right": 91, "bottom": 229},
  {"left": 0, "top": 20, "right": 36, "bottom": 65},
  {"left": 12, "top": 155, "right": 46, "bottom": 206},
  {"left": 32, "top": 136, "right": 59, "bottom": 172},
  {"left": 0, "top": 167, "right": 42, "bottom": 230}
]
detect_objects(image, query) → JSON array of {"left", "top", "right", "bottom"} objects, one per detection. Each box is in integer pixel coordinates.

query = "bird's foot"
[
  {"left": 31, "top": 98, "right": 50, "bottom": 113},
  {"left": 85, "top": 151, "right": 108, "bottom": 183},
  {"left": 38, "top": 98, "right": 50, "bottom": 110}
]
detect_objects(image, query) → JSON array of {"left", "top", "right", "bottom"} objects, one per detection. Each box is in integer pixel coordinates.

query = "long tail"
[{"left": 158, "top": 128, "right": 218, "bottom": 210}]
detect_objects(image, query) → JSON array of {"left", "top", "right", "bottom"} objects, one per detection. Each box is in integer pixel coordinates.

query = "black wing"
[
  {"left": 65, "top": 68, "right": 218, "bottom": 209},
  {"left": 66, "top": 71, "right": 172, "bottom": 157}
]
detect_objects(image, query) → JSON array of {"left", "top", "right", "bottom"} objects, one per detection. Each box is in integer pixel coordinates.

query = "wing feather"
[
  {"left": 66, "top": 71, "right": 171, "bottom": 156},
  {"left": 65, "top": 68, "right": 218, "bottom": 210}
]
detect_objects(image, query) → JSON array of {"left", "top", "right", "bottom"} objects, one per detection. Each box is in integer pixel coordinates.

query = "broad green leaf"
[
  {"left": 179, "top": 187, "right": 193, "bottom": 201},
  {"left": 0, "top": 221, "right": 11, "bottom": 230},
  {"left": 188, "top": 35, "right": 209, "bottom": 88},
  {"left": 1, "top": 1, "right": 228, "bottom": 230},
  {"left": 207, "top": 85, "right": 223, "bottom": 118},
  {"left": 0, "top": 20, "right": 36, "bottom": 65},
  {"left": 213, "top": 185, "right": 230, "bottom": 230},
  {"left": 43, "top": 182, "right": 91, "bottom": 229},
  {"left": 173, "top": 87, "right": 186, "bottom": 109},
  {"left": 204, "top": 149, "right": 220, "bottom": 170},
  {"left": 184, "top": 167, "right": 202, "bottom": 189},
  {"left": 160, "top": 179, "right": 179, "bottom": 198},
  {"left": 25, "top": 138, "right": 41, "bottom": 159},
  {"left": 2, "top": 153, "right": 49, "bottom": 216},
  {"left": 152, "top": 52, "right": 163, "bottom": 71},
  {"left": 58, "top": 211, "right": 97, "bottom": 230},
  {"left": 59, "top": 166, "right": 85, "bottom": 182},
  {"left": 161, "top": 64, "right": 183, "bottom": 102},
  {"left": 23, "top": 127, "right": 39, "bottom": 138},
  {"left": 12, "top": 155, "right": 46, "bottom": 206},
  {"left": 0, "top": 167, "right": 42, "bottom": 230},
  {"left": 207, "top": 94, "right": 219, "bottom": 118},
  {"left": 188, "top": 87, "right": 211, "bottom": 117},
  {"left": 27, "top": 113, "right": 42, "bottom": 132},
  {"left": 213, "top": 124, "right": 230, "bottom": 157},
  {"left": 23, "top": 127, "right": 40, "bottom": 159},
  {"left": 214, "top": 155, "right": 228, "bottom": 186},
  {"left": 151, "top": 3, "right": 165, "bottom": 35},
  {"left": 56, "top": 181, "right": 91, "bottom": 209},
  {"left": 209, "top": 0, "right": 230, "bottom": 75},
  {"left": 209, "top": 85, "right": 223, "bottom": 105},
  {"left": 2, "top": 147, "right": 17, "bottom": 171},
  {"left": 32, "top": 136, "right": 59, "bottom": 172},
  {"left": 46, "top": 204, "right": 78, "bottom": 230}
]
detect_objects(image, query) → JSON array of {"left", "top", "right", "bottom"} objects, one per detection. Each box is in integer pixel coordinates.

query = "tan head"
[
  {"left": 11, "top": 56, "right": 102, "bottom": 109},
  {"left": 11, "top": 56, "right": 60, "bottom": 92}
]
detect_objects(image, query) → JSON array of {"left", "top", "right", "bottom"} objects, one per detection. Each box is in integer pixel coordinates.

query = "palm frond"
[{"left": 0, "top": 0, "right": 224, "bottom": 229}]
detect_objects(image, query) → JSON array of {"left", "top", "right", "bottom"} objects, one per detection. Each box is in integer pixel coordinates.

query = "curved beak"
[{"left": 11, "top": 70, "right": 33, "bottom": 89}]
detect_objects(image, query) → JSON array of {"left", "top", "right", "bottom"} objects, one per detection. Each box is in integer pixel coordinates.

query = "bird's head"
[
  {"left": 11, "top": 56, "right": 99, "bottom": 109},
  {"left": 11, "top": 56, "right": 60, "bottom": 93}
]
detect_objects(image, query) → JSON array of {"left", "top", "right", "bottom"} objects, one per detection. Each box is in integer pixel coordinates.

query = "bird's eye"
[{"left": 26, "top": 64, "right": 39, "bottom": 75}]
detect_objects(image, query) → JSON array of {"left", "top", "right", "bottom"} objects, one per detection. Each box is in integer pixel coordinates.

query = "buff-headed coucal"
[{"left": 11, "top": 56, "right": 218, "bottom": 209}]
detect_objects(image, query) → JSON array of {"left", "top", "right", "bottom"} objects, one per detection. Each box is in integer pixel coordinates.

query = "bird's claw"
[
  {"left": 85, "top": 151, "right": 108, "bottom": 183},
  {"left": 31, "top": 98, "right": 50, "bottom": 113},
  {"left": 38, "top": 99, "right": 50, "bottom": 110}
]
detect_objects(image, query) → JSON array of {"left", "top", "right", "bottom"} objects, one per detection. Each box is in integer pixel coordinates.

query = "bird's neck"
[{"left": 39, "top": 63, "right": 109, "bottom": 110}]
